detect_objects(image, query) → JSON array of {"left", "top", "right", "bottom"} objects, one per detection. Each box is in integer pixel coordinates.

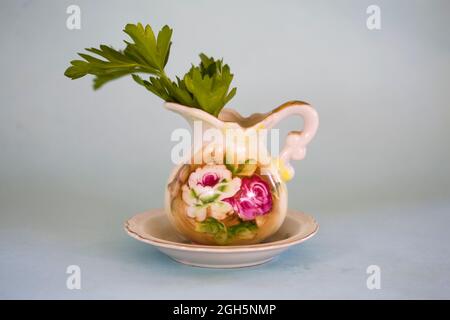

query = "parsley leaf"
[
  {"left": 64, "top": 23, "right": 236, "bottom": 117},
  {"left": 183, "top": 54, "right": 237, "bottom": 117}
]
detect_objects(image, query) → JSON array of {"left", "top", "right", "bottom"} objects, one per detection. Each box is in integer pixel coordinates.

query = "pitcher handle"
[{"left": 260, "top": 101, "right": 319, "bottom": 181}]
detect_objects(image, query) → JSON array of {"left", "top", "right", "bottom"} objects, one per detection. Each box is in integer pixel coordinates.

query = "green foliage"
[
  {"left": 228, "top": 221, "right": 258, "bottom": 240},
  {"left": 64, "top": 23, "right": 171, "bottom": 89},
  {"left": 226, "top": 159, "right": 258, "bottom": 176},
  {"left": 64, "top": 23, "right": 236, "bottom": 117},
  {"left": 195, "top": 217, "right": 257, "bottom": 244},
  {"left": 183, "top": 54, "right": 237, "bottom": 117}
]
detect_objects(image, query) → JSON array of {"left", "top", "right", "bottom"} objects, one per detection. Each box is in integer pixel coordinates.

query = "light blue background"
[{"left": 1, "top": 0, "right": 449, "bottom": 299}]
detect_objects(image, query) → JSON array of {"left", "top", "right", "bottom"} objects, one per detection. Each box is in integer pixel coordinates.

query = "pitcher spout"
[{"left": 165, "top": 102, "right": 226, "bottom": 131}]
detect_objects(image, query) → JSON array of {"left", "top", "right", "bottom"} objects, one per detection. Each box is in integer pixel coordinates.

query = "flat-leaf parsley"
[{"left": 64, "top": 23, "right": 236, "bottom": 117}]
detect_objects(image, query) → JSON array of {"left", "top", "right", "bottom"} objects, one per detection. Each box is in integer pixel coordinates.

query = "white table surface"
[{"left": 1, "top": 180, "right": 449, "bottom": 299}]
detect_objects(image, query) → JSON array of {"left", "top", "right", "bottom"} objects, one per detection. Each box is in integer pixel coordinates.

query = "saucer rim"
[{"left": 124, "top": 209, "right": 319, "bottom": 253}]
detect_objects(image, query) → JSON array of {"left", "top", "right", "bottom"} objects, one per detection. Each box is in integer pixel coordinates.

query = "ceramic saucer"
[{"left": 125, "top": 209, "right": 318, "bottom": 268}]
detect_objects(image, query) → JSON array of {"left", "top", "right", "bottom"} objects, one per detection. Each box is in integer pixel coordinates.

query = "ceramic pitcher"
[{"left": 164, "top": 101, "right": 319, "bottom": 245}]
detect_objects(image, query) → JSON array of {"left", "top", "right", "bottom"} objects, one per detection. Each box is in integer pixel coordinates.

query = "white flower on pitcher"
[{"left": 182, "top": 165, "right": 241, "bottom": 221}]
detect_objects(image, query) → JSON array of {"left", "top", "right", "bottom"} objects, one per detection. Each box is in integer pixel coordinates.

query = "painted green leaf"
[{"left": 195, "top": 217, "right": 258, "bottom": 244}]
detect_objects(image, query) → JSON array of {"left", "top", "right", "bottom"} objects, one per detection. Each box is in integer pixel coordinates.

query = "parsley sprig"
[{"left": 64, "top": 23, "right": 236, "bottom": 117}]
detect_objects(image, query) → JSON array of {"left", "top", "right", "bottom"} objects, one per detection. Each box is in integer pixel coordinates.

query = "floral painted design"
[
  {"left": 182, "top": 165, "right": 241, "bottom": 221},
  {"left": 223, "top": 175, "right": 273, "bottom": 220},
  {"left": 181, "top": 162, "right": 275, "bottom": 243}
]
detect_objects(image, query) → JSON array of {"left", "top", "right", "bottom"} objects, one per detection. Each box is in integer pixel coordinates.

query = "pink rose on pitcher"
[{"left": 224, "top": 175, "right": 273, "bottom": 220}]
